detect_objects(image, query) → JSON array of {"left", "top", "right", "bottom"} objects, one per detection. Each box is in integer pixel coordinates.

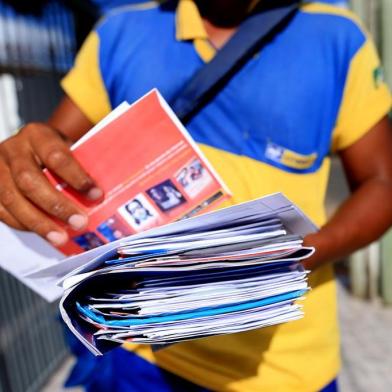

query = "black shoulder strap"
[{"left": 171, "top": 0, "right": 300, "bottom": 124}]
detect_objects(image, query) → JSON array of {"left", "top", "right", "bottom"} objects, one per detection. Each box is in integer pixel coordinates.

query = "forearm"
[
  {"left": 47, "top": 96, "right": 93, "bottom": 142},
  {"left": 303, "top": 177, "right": 392, "bottom": 270}
]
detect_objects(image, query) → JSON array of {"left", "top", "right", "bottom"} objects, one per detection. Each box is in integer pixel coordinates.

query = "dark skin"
[
  {"left": 0, "top": 0, "right": 392, "bottom": 268},
  {"left": 303, "top": 116, "right": 392, "bottom": 269}
]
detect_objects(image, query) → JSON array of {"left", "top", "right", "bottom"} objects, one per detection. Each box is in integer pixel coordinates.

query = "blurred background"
[{"left": 0, "top": 1, "right": 391, "bottom": 391}]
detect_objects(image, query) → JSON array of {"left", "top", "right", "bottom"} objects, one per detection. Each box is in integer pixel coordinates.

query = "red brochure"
[{"left": 45, "top": 89, "right": 231, "bottom": 255}]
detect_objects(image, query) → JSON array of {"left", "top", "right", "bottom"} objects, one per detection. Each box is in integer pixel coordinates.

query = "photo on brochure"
[
  {"left": 118, "top": 193, "right": 160, "bottom": 231},
  {"left": 146, "top": 179, "right": 186, "bottom": 212},
  {"left": 97, "top": 215, "right": 132, "bottom": 242},
  {"left": 72, "top": 232, "right": 105, "bottom": 251},
  {"left": 176, "top": 158, "right": 213, "bottom": 198}
]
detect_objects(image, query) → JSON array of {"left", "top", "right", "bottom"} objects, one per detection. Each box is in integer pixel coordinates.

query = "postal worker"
[{"left": 0, "top": 1, "right": 392, "bottom": 391}]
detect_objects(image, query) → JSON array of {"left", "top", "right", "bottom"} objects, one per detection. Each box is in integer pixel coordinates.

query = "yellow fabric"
[
  {"left": 193, "top": 39, "right": 216, "bottom": 62},
  {"left": 280, "top": 149, "right": 318, "bottom": 170},
  {"left": 302, "top": 1, "right": 364, "bottom": 21},
  {"left": 61, "top": 31, "right": 111, "bottom": 123},
  {"left": 175, "top": 0, "right": 207, "bottom": 41},
  {"left": 302, "top": 3, "right": 392, "bottom": 151},
  {"left": 332, "top": 39, "right": 392, "bottom": 151},
  {"left": 197, "top": 145, "right": 330, "bottom": 227},
  {"left": 176, "top": 0, "right": 216, "bottom": 62}
]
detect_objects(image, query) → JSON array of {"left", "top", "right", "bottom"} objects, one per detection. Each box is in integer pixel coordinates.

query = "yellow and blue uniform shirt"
[{"left": 62, "top": 1, "right": 392, "bottom": 391}]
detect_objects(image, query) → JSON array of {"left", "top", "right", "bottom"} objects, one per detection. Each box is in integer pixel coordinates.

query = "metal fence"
[{"left": 0, "top": 2, "right": 77, "bottom": 391}]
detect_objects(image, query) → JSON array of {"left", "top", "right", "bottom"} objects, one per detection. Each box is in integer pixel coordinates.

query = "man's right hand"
[{"left": 0, "top": 122, "right": 102, "bottom": 246}]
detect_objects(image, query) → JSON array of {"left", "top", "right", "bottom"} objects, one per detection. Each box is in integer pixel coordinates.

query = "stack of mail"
[{"left": 48, "top": 193, "right": 317, "bottom": 355}]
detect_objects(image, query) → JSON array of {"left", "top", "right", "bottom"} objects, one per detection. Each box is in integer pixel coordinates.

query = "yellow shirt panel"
[
  {"left": 333, "top": 38, "right": 392, "bottom": 151},
  {"left": 61, "top": 31, "right": 111, "bottom": 124}
]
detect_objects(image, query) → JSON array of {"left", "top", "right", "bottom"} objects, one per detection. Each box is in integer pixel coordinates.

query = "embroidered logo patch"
[{"left": 265, "top": 141, "right": 317, "bottom": 170}]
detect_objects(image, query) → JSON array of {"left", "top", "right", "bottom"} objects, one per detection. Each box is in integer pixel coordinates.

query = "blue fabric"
[
  {"left": 318, "top": 0, "right": 347, "bottom": 4},
  {"left": 64, "top": 338, "right": 210, "bottom": 392},
  {"left": 321, "top": 379, "right": 339, "bottom": 392},
  {"left": 64, "top": 343, "right": 338, "bottom": 391},
  {"left": 96, "top": 1, "right": 365, "bottom": 174}
]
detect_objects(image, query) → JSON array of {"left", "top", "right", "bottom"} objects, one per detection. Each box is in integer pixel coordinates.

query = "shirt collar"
[{"left": 176, "top": 0, "right": 208, "bottom": 41}]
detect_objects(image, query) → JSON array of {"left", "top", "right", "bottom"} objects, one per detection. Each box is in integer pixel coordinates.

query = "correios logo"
[
  {"left": 265, "top": 142, "right": 284, "bottom": 162},
  {"left": 264, "top": 141, "right": 317, "bottom": 170}
]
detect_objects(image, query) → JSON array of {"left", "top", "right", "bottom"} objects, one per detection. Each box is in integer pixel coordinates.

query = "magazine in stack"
[{"left": 28, "top": 193, "right": 317, "bottom": 355}]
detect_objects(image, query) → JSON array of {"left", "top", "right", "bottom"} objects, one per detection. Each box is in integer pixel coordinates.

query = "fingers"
[
  {"left": 11, "top": 158, "right": 89, "bottom": 230},
  {"left": 0, "top": 160, "right": 69, "bottom": 246},
  {"left": 0, "top": 202, "right": 25, "bottom": 231},
  {"left": 2, "top": 135, "right": 89, "bottom": 229},
  {"left": 0, "top": 122, "right": 103, "bottom": 245},
  {"left": 25, "top": 123, "right": 103, "bottom": 200}
]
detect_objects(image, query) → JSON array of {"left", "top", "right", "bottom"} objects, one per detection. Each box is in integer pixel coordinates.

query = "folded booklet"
[
  {"left": 33, "top": 193, "right": 317, "bottom": 355},
  {"left": 45, "top": 89, "right": 231, "bottom": 255}
]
